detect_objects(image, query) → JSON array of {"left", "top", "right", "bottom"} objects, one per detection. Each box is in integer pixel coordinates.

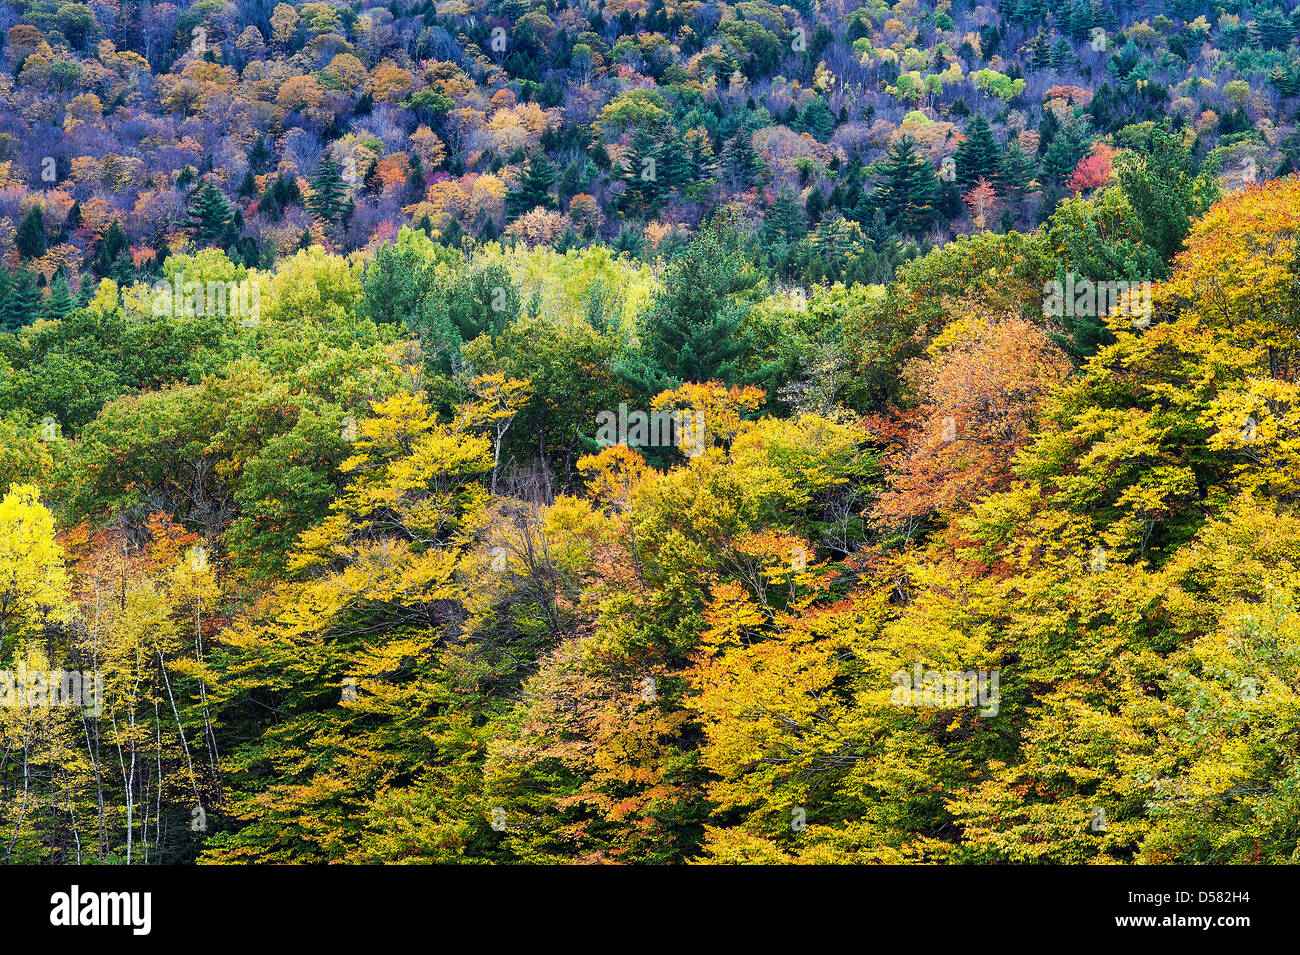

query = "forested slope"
[{"left": 1, "top": 0, "right": 1299, "bottom": 864}]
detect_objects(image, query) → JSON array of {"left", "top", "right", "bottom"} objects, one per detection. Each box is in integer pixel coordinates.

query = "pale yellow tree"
[
  {"left": 270, "top": 3, "right": 299, "bottom": 47},
  {"left": 0, "top": 485, "right": 68, "bottom": 657}
]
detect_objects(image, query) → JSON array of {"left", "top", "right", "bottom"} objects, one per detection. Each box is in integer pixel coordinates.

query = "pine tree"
[
  {"left": 306, "top": 154, "right": 351, "bottom": 225},
  {"left": 408, "top": 152, "right": 426, "bottom": 191},
  {"left": 89, "top": 219, "right": 133, "bottom": 282},
  {"left": 617, "top": 130, "right": 665, "bottom": 218},
  {"left": 1049, "top": 36, "right": 1075, "bottom": 71},
  {"left": 657, "top": 130, "right": 693, "bottom": 194},
  {"left": 794, "top": 97, "right": 835, "bottom": 142},
  {"left": 1028, "top": 30, "right": 1052, "bottom": 69},
  {"left": 998, "top": 143, "right": 1040, "bottom": 204},
  {"left": 1068, "top": 0, "right": 1094, "bottom": 39},
  {"left": 720, "top": 131, "right": 764, "bottom": 190},
  {"left": 616, "top": 227, "right": 751, "bottom": 395},
  {"left": 249, "top": 134, "right": 273, "bottom": 171},
  {"left": 41, "top": 274, "right": 75, "bottom": 321},
  {"left": 0, "top": 269, "right": 42, "bottom": 331},
  {"left": 955, "top": 115, "right": 1000, "bottom": 188},
  {"left": 1043, "top": 133, "right": 1085, "bottom": 184},
  {"left": 805, "top": 187, "right": 825, "bottom": 224},
  {"left": 874, "top": 136, "right": 938, "bottom": 235},
  {"left": 15, "top": 206, "right": 46, "bottom": 259},
  {"left": 505, "top": 151, "right": 557, "bottom": 221},
  {"left": 186, "top": 181, "right": 236, "bottom": 248},
  {"left": 761, "top": 189, "right": 808, "bottom": 254},
  {"left": 863, "top": 207, "right": 899, "bottom": 259}
]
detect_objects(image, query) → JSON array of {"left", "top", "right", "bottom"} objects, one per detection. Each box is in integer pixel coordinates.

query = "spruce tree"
[
  {"left": 1117, "top": 126, "right": 1218, "bottom": 263},
  {"left": 249, "top": 134, "right": 273, "bottom": 171},
  {"left": 1068, "top": 0, "right": 1094, "bottom": 40},
  {"left": 657, "top": 131, "right": 693, "bottom": 194},
  {"left": 0, "top": 269, "right": 42, "bottom": 330},
  {"left": 1028, "top": 31, "right": 1052, "bottom": 69},
  {"left": 955, "top": 115, "right": 1000, "bottom": 188},
  {"left": 611, "top": 224, "right": 643, "bottom": 257},
  {"left": 15, "top": 206, "right": 46, "bottom": 259},
  {"left": 1049, "top": 36, "right": 1075, "bottom": 71},
  {"left": 186, "top": 181, "right": 236, "bottom": 248},
  {"left": 306, "top": 153, "right": 351, "bottom": 225},
  {"left": 686, "top": 131, "right": 716, "bottom": 181},
  {"left": 440, "top": 216, "right": 463, "bottom": 248},
  {"left": 42, "top": 274, "right": 75, "bottom": 321},
  {"left": 616, "top": 227, "right": 751, "bottom": 395},
  {"left": 1043, "top": 133, "right": 1085, "bottom": 184},
  {"left": 874, "top": 136, "right": 939, "bottom": 235},
  {"left": 408, "top": 152, "right": 426, "bottom": 191},
  {"left": 863, "top": 207, "right": 899, "bottom": 259},
  {"left": 794, "top": 97, "right": 835, "bottom": 142},
  {"left": 259, "top": 173, "right": 301, "bottom": 221},
  {"left": 805, "top": 187, "right": 825, "bottom": 224},
  {"left": 761, "top": 189, "right": 808, "bottom": 254},
  {"left": 1096, "top": 1, "right": 1119, "bottom": 33},
  {"left": 998, "top": 143, "right": 1039, "bottom": 204},
  {"left": 504, "top": 151, "right": 557, "bottom": 221},
  {"left": 90, "top": 219, "right": 133, "bottom": 281},
  {"left": 720, "top": 132, "right": 763, "bottom": 190},
  {"left": 617, "top": 129, "right": 665, "bottom": 218}
]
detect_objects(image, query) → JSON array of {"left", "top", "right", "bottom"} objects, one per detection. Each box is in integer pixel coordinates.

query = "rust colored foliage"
[{"left": 874, "top": 315, "right": 1072, "bottom": 525}]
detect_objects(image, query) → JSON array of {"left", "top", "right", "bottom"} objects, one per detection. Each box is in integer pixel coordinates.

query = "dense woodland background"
[{"left": 0, "top": 0, "right": 1298, "bottom": 864}]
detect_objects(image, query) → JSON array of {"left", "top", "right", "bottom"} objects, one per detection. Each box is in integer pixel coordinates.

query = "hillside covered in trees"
[
  {"left": 0, "top": 0, "right": 1296, "bottom": 302},
  {"left": 0, "top": 0, "right": 1299, "bottom": 865}
]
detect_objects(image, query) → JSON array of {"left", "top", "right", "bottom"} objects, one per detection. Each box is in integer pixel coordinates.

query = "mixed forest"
[{"left": 0, "top": 0, "right": 1299, "bottom": 864}]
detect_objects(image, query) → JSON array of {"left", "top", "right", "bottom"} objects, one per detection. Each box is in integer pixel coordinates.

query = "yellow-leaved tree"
[{"left": 0, "top": 484, "right": 68, "bottom": 657}]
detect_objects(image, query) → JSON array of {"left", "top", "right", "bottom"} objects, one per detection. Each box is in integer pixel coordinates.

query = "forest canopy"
[{"left": 0, "top": 0, "right": 1299, "bottom": 865}]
